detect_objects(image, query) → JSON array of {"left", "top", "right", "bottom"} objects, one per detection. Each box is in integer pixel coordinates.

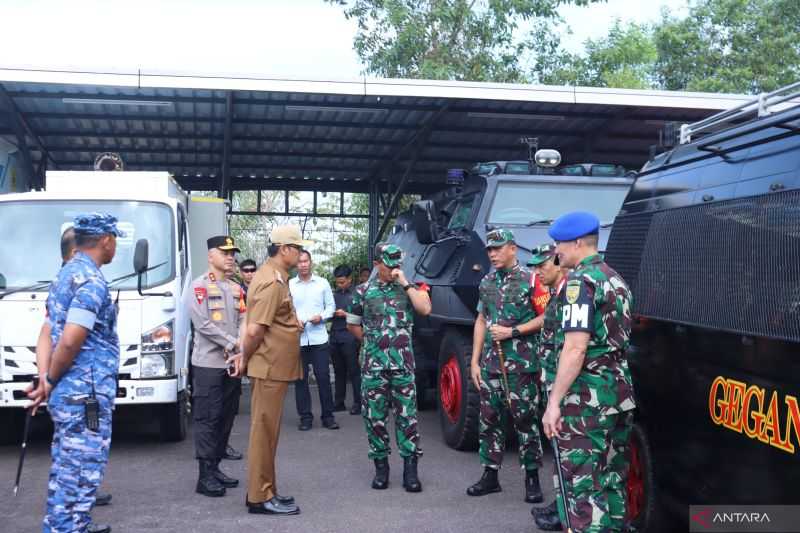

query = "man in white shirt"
[{"left": 290, "top": 250, "right": 339, "bottom": 430}]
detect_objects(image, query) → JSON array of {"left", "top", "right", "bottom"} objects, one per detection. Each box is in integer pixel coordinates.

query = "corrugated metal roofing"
[{"left": 0, "top": 68, "right": 756, "bottom": 194}]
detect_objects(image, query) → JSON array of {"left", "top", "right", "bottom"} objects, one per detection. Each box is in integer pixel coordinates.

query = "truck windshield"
[
  {"left": 0, "top": 200, "right": 175, "bottom": 290},
  {"left": 488, "top": 181, "right": 631, "bottom": 225}
]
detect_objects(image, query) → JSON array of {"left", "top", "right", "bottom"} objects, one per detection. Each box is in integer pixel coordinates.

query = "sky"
[{"left": 2, "top": 0, "right": 689, "bottom": 80}]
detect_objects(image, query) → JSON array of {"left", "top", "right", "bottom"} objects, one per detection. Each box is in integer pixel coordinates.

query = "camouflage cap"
[
  {"left": 485, "top": 228, "right": 515, "bottom": 248},
  {"left": 527, "top": 243, "right": 557, "bottom": 266},
  {"left": 73, "top": 212, "right": 125, "bottom": 237},
  {"left": 375, "top": 243, "right": 404, "bottom": 268}
]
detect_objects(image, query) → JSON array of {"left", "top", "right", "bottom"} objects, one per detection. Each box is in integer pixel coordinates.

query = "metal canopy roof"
[{"left": 0, "top": 68, "right": 754, "bottom": 195}]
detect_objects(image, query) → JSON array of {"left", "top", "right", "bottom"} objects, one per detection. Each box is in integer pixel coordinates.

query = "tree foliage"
[{"left": 328, "top": 0, "right": 602, "bottom": 81}]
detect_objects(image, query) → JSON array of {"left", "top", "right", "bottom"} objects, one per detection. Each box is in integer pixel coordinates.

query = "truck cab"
[
  {"left": 0, "top": 171, "right": 227, "bottom": 442},
  {"left": 386, "top": 159, "right": 634, "bottom": 450}
]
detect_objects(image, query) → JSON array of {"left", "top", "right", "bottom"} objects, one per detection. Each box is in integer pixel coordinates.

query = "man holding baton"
[
  {"left": 467, "top": 229, "right": 544, "bottom": 504},
  {"left": 542, "top": 212, "right": 636, "bottom": 533}
]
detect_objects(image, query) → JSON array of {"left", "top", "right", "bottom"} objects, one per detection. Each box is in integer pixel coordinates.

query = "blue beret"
[
  {"left": 548, "top": 211, "right": 599, "bottom": 241},
  {"left": 73, "top": 212, "right": 126, "bottom": 237}
]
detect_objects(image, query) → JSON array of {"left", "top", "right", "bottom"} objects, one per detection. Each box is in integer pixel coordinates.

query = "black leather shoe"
[
  {"left": 223, "top": 445, "right": 243, "bottom": 460},
  {"left": 274, "top": 494, "right": 295, "bottom": 506},
  {"left": 212, "top": 460, "right": 239, "bottom": 488},
  {"left": 533, "top": 505, "right": 563, "bottom": 531},
  {"left": 532, "top": 500, "right": 557, "bottom": 518},
  {"left": 524, "top": 468, "right": 544, "bottom": 503},
  {"left": 88, "top": 524, "right": 112, "bottom": 533},
  {"left": 333, "top": 403, "right": 346, "bottom": 412},
  {"left": 247, "top": 498, "right": 300, "bottom": 515},
  {"left": 466, "top": 467, "right": 502, "bottom": 496},
  {"left": 372, "top": 458, "right": 390, "bottom": 490},
  {"left": 94, "top": 491, "right": 112, "bottom": 506},
  {"left": 349, "top": 405, "right": 361, "bottom": 415},
  {"left": 298, "top": 421, "right": 312, "bottom": 431},
  {"left": 402, "top": 455, "right": 422, "bottom": 493},
  {"left": 196, "top": 460, "right": 226, "bottom": 497},
  {"left": 323, "top": 419, "right": 340, "bottom": 430}
]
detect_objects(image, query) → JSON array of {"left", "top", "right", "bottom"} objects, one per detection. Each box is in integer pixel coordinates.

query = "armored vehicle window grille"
[
  {"left": 607, "top": 192, "right": 800, "bottom": 342},
  {"left": 604, "top": 212, "right": 654, "bottom": 293}
]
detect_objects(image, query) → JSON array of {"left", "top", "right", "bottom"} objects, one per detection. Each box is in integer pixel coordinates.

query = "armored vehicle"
[
  {"left": 386, "top": 152, "right": 634, "bottom": 450},
  {"left": 604, "top": 81, "right": 800, "bottom": 530}
]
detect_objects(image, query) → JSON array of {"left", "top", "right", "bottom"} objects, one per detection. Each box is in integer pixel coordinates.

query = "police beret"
[
  {"left": 548, "top": 211, "right": 599, "bottom": 241},
  {"left": 73, "top": 212, "right": 125, "bottom": 237}
]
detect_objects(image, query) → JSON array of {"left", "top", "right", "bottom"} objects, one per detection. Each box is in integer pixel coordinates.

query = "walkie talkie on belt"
[{"left": 85, "top": 364, "right": 99, "bottom": 431}]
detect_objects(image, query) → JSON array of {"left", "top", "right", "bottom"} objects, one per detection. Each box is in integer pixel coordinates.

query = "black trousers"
[
  {"left": 330, "top": 335, "right": 361, "bottom": 407},
  {"left": 294, "top": 343, "right": 335, "bottom": 424},
  {"left": 193, "top": 365, "right": 240, "bottom": 460}
]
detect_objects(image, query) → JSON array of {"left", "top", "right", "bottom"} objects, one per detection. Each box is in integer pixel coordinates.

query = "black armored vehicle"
[
  {"left": 604, "top": 81, "right": 800, "bottom": 530},
  {"left": 386, "top": 150, "right": 634, "bottom": 450}
]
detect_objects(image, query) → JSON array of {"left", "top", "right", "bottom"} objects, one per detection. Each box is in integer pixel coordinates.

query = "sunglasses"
[
  {"left": 486, "top": 230, "right": 504, "bottom": 241},
  {"left": 385, "top": 250, "right": 403, "bottom": 261}
]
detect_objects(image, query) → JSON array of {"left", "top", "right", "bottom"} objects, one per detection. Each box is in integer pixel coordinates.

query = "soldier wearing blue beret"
[{"left": 41, "top": 213, "right": 123, "bottom": 533}]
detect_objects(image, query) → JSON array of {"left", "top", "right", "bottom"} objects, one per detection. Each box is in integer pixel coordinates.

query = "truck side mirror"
[
  {"left": 413, "top": 200, "right": 438, "bottom": 245},
  {"left": 134, "top": 239, "right": 149, "bottom": 274}
]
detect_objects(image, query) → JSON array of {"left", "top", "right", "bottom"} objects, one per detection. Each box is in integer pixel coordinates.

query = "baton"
[
  {"left": 492, "top": 338, "right": 513, "bottom": 411},
  {"left": 551, "top": 435, "right": 573, "bottom": 533},
  {"left": 13, "top": 375, "right": 39, "bottom": 496}
]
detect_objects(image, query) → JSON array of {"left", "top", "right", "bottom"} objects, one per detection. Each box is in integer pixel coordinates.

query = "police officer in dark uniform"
[{"left": 188, "top": 235, "right": 247, "bottom": 497}]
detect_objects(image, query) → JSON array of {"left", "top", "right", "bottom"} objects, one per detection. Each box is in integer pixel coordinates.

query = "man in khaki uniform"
[{"left": 233, "top": 225, "right": 311, "bottom": 516}]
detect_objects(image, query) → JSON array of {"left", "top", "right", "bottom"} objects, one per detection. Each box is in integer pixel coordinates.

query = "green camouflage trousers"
[
  {"left": 478, "top": 369, "right": 543, "bottom": 470},
  {"left": 361, "top": 369, "right": 422, "bottom": 460},
  {"left": 553, "top": 411, "right": 634, "bottom": 533}
]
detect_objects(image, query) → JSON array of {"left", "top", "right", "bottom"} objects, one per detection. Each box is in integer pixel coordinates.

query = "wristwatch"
[
  {"left": 45, "top": 372, "right": 59, "bottom": 387},
  {"left": 403, "top": 283, "right": 415, "bottom": 292},
  {"left": 511, "top": 327, "right": 521, "bottom": 339}
]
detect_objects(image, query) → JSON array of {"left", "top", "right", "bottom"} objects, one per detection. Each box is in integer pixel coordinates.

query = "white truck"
[{"left": 0, "top": 171, "right": 228, "bottom": 442}]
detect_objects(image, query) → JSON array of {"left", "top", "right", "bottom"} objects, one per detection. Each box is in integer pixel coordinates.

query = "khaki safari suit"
[{"left": 245, "top": 257, "right": 303, "bottom": 502}]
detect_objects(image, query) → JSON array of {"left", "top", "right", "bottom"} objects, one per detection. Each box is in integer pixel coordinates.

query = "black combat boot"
[
  {"left": 533, "top": 500, "right": 563, "bottom": 531},
  {"left": 212, "top": 459, "right": 239, "bottom": 488},
  {"left": 402, "top": 455, "right": 422, "bottom": 493},
  {"left": 196, "top": 460, "right": 226, "bottom": 497},
  {"left": 466, "top": 467, "right": 502, "bottom": 496},
  {"left": 371, "top": 458, "right": 390, "bottom": 490},
  {"left": 524, "top": 468, "right": 543, "bottom": 503}
]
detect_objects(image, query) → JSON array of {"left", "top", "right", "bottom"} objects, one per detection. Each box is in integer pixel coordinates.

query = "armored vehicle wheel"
[
  {"left": 438, "top": 328, "right": 479, "bottom": 450},
  {"left": 627, "top": 421, "right": 656, "bottom": 531},
  {"left": 160, "top": 390, "right": 190, "bottom": 442}
]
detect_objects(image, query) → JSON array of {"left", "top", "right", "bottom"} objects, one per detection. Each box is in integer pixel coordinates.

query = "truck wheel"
[
  {"left": 627, "top": 421, "right": 656, "bottom": 531},
  {"left": 438, "top": 328, "right": 479, "bottom": 450},
  {"left": 159, "top": 390, "right": 190, "bottom": 442}
]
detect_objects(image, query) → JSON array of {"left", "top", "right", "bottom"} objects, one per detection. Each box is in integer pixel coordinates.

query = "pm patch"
[
  {"left": 565, "top": 280, "right": 582, "bottom": 304},
  {"left": 194, "top": 287, "right": 207, "bottom": 305}
]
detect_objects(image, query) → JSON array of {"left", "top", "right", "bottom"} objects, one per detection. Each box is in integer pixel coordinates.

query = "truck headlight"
[
  {"left": 141, "top": 353, "right": 173, "bottom": 378},
  {"left": 141, "top": 320, "right": 174, "bottom": 354},
  {"left": 141, "top": 321, "right": 175, "bottom": 378}
]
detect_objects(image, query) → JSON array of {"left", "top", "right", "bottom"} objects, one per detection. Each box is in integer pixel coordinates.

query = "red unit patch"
[{"left": 194, "top": 287, "right": 207, "bottom": 304}]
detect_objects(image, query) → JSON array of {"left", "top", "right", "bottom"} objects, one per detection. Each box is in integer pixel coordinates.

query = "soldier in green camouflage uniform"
[
  {"left": 528, "top": 243, "right": 567, "bottom": 531},
  {"left": 467, "top": 229, "right": 545, "bottom": 504},
  {"left": 346, "top": 243, "right": 432, "bottom": 492},
  {"left": 543, "top": 212, "right": 636, "bottom": 533}
]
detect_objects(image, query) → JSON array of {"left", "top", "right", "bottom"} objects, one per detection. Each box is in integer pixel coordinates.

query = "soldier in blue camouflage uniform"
[
  {"left": 40, "top": 213, "right": 123, "bottom": 533},
  {"left": 528, "top": 243, "right": 567, "bottom": 531},
  {"left": 467, "top": 229, "right": 545, "bottom": 504},
  {"left": 346, "top": 244, "right": 432, "bottom": 492},
  {"left": 542, "top": 212, "right": 636, "bottom": 533}
]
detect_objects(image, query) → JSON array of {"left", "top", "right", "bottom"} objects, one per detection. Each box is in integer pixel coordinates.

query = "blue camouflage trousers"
[{"left": 43, "top": 395, "right": 112, "bottom": 533}]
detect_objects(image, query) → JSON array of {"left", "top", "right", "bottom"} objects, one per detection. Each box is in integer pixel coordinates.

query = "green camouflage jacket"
[
  {"left": 555, "top": 253, "right": 636, "bottom": 417},
  {"left": 346, "top": 278, "right": 420, "bottom": 372},
  {"left": 538, "top": 277, "right": 566, "bottom": 388},
  {"left": 477, "top": 263, "right": 538, "bottom": 374}
]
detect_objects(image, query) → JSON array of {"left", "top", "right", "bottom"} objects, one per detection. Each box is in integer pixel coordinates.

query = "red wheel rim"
[
  {"left": 626, "top": 433, "right": 644, "bottom": 521},
  {"left": 439, "top": 355, "right": 462, "bottom": 424}
]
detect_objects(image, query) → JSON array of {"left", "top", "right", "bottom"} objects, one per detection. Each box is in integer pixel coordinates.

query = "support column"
[{"left": 368, "top": 180, "right": 380, "bottom": 263}]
